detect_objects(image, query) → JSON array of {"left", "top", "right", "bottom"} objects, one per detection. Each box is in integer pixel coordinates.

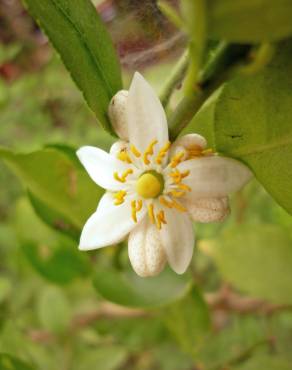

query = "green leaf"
[
  {"left": 208, "top": 224, "right": 292, "bottom": 305},
  {"left": 37, "top": 286, "right": 72, "bottom": 333},
  {"left": 14, "top": 198, "right": 90, "bottom": 284},
  {"left": 73, "top": 346, "right": 128, "bottom": 370},
  {"left": 23, "top": 240, "right": 90, "bottom": 284},
  {"left": 22, "top": 0, "right": 122, "bottom": 133},
  {"left": 236, "top": 354, "right": 292, "bottom": 370},
  {"left": 93, "top": 267, "right": 191, "bottom": 308},
  {"left": 207, "top": 0, "right": 292, "bottom": 42},
  {"left": 0, "top": 147, "right": 103, "bottom": 232},
  {"left": 189, "top": 42, "right": 292, "bottom": 215},
  {"left": 0, "top": 353, "right": 34, "bottom": 370},
  {"left": 163, "top": 286, "right": 210, "bottom": 355}
]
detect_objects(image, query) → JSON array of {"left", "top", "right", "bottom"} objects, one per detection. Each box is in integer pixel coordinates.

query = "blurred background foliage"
[{"left": 0, "top": 1, "right": 292, "bottom": 369}]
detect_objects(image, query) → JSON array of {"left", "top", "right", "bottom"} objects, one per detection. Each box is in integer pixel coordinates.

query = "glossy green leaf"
[
  {"left": 93, "top": 267, "right": 191, "bottom": 308},
  {"left": 22, "top": 0, "right": 122, "bottom": 132},
  {"left": 37, "top": 286, "right": 72, "bottom": 333},
  {"left": 208, "top": 224, "right": 292, "bottom": 304},
  {"left": 189, "top": 43, "right": 292, "bottom": 215},
  {"left": 0, "top": 147, "right": 103, "bottom": 232},
  {"left": 207, "top": 0, "right": 292, "bottom": 42},
  {"left": 163, "top": 286, "right": 210, "bottom": 355},
  {"left": 0, "top": 353, "right": 34, "bottom": 370}
]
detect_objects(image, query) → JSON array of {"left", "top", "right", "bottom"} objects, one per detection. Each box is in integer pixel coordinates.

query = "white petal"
[
  {"left": 128, "top": 218, "right": 166, "bottom": 277},
  {"left": 79, "top": 192, "right": 146, "bottom": 250},
  {"left": 178, "top": 156, "right": 252, "bottom": 200},
  {"left": 77, "top": 146, "right": 129, "bottom": 191},
  {"left": 109, "top": 141, "right": 128, "bottom": 156},
  {"left": 160, "top": 209, "right": 195, "bottom": 274},
  {"left": 127, "top": 72, "right": 168, "bottom": 153},
  {"left": 186, "top": 197, "right": 230, "bottom": 223}
]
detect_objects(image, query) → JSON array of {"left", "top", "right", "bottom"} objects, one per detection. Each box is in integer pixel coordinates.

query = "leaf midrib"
[
  {"left": 220, "top": 136, "right": 292, "bottom": 157},
  {"left": 50, "top": 0, "right": 113, "bottom": 99}
]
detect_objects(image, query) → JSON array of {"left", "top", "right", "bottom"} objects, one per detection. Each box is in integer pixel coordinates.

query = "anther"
[
  {"left": 143, "top": 140, "right": 158, "bottom": 165},
  {"left": 170, "top": 151, "right": 185, "bottom": 168},
  {"left": 130, "top": 144, "right": 141, "bottom": 157},
  {"left": 156, "top": 141, "right": 171, "bottom": 165},
  {"left": 156, "top": 210, "right": 167, "bottom": 230},
  {"left": 159, "top": 196, "right": 173, "bottom": 208},
  {"left": 171, "top": 200, "right": 186, "bottom": 212},
  {"left": 131, "top": 200, "right": 143, "bottom": 222},
  {"left": 114, "top": 190, "right": 127, "bottom": 205},
  {"left": 114, "top": 168, "right": 133, "bottom": 183},
  {"left": 117, "top": 150, "right": 132, "bottom": 164},
  {"left": 147, "top": 203, "right": 155, "bottom": 224}
]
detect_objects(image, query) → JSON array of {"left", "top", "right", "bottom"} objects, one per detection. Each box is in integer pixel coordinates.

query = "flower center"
[{"left": 136, "top": 171, "right": 163, "bottom": 199}]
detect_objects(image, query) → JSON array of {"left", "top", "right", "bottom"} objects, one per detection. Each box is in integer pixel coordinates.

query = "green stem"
[
  {"left": 159, "top": 50, "right": 189, "bottom": 108},
  {"left": 168, "top": 42, "right": 251, "bottom": 140}
]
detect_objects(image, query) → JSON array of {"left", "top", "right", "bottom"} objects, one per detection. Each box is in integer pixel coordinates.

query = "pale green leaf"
[
  {"left": 0, "top": 147, "right": 103, "bottom": 232},
  {"left": 208, "top": 0, "right": 292, "bottom": 42},
  {"left": 0, "top": 353, "right": 34, "bottom": 370},
  {"left": 37, "top": 286, "right": 72, "bottom": 333},
  {"left": 163, "top": 286, "right": 210, "bottom": 355},
  {"left": 209, "top": 224, "right": 292, "bottom": 304},
  {"left": 93, "top": 267, "right": 191, "bottom": 308}
]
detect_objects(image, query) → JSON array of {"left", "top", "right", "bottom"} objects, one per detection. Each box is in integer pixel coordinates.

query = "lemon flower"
[{"left": 77, "top": 73, "right": 252, "bottom": 277}]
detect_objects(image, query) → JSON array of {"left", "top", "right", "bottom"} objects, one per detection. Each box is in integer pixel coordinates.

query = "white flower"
[{"left": 77, "top": 72, "right": 252, "bottom": 277}]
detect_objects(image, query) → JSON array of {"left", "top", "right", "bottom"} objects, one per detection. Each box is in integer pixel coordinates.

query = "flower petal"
[
  {"left": 126, "top": 72, "right": 168, "bottom": 153},
  {"left": 178, "top": 156, "right": 252, "bottom": 200},
  {"left": 79, "top": 192, "right": 146, "bottom": 250},
  {"left": 160, "top": 209, "right": 195, "bottom": 274},
  {"left": 77, "top": 146, "right": 129, "bottom": 191},
  {"left": 128, "top": 217, "right": 166, "bottom": 277},
  {"left": 185, "top": 197, "right": 230, "bottom": 223}
]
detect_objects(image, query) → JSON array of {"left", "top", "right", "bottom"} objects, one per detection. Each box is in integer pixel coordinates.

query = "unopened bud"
[
  {"left": 108, "top": 90, "right": 129, "bottom": 140},
  {"left": 128, "top": 221, "right": 166, "bottom": 277}
]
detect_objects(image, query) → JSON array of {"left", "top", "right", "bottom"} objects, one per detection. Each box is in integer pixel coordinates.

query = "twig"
[{"left": 159, "top": 49, "right": 189, "bottom": 108}]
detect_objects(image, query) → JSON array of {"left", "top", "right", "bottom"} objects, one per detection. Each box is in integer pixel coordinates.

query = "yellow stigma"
[{"left": 136, "top": 172, "right": 163, "bottom": 199}]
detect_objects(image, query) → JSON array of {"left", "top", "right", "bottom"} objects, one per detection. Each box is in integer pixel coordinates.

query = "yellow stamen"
[
  {"left": 156, "top": 141, "right": 171, "bottom": 165},
  {"left": 131, "top": 200, "right": 143, "bottom": 223},
  {"left": 171, "top": 200, "right": 187, "bottom": 212},
  {"left": 143, "top": 140, "right": 158, "bottom": 165},
  {"left": 130, "top": 144, "right": 141, "bottom": 157},
  {"left": 170, "top": 151, "right": 185, "bottom": 168},
  {"left": 159, "top": 196, "right": 173, "bottom": 208},
  {"left": 114, "top": 190, "right": 127, "bottom": 205},
  {"left": 169, "top": 190, "right": 185, "bottom": 198},
  {"left": 113, "top": 168, "right": 133, "bottom": 183},
  {"left": 202, "top": 148, "right": 214, "bottom": 156},
  {"left": 147, "top": 203, "right": 155, "bottom": 224},
  {"left": 117, "top": 150, "right": 132, "bottom": 164},
  {"left": 156, "top": 210, "right": 167, "bottom": 230},
  {"left": 177, "top": 183, "right": 191, "bottom": 192}
]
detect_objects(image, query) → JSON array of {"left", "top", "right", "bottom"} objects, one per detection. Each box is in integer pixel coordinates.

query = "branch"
[{"left": 168, "top": 42, "right": 252, "bottom": 140}]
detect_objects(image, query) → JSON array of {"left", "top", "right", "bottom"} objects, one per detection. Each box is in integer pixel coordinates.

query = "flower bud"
[
  {"left": 108, "top": 90, "right": 129, "bottom": 140},
  {"left": 189, "top": 197, "right": 230, "bottom": 223},
  {"left": 128, "top": 221, "right": 166, "bottom": 277},
  {"left": 170, "top": 134, "right": 207, "bottom": 160}
]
